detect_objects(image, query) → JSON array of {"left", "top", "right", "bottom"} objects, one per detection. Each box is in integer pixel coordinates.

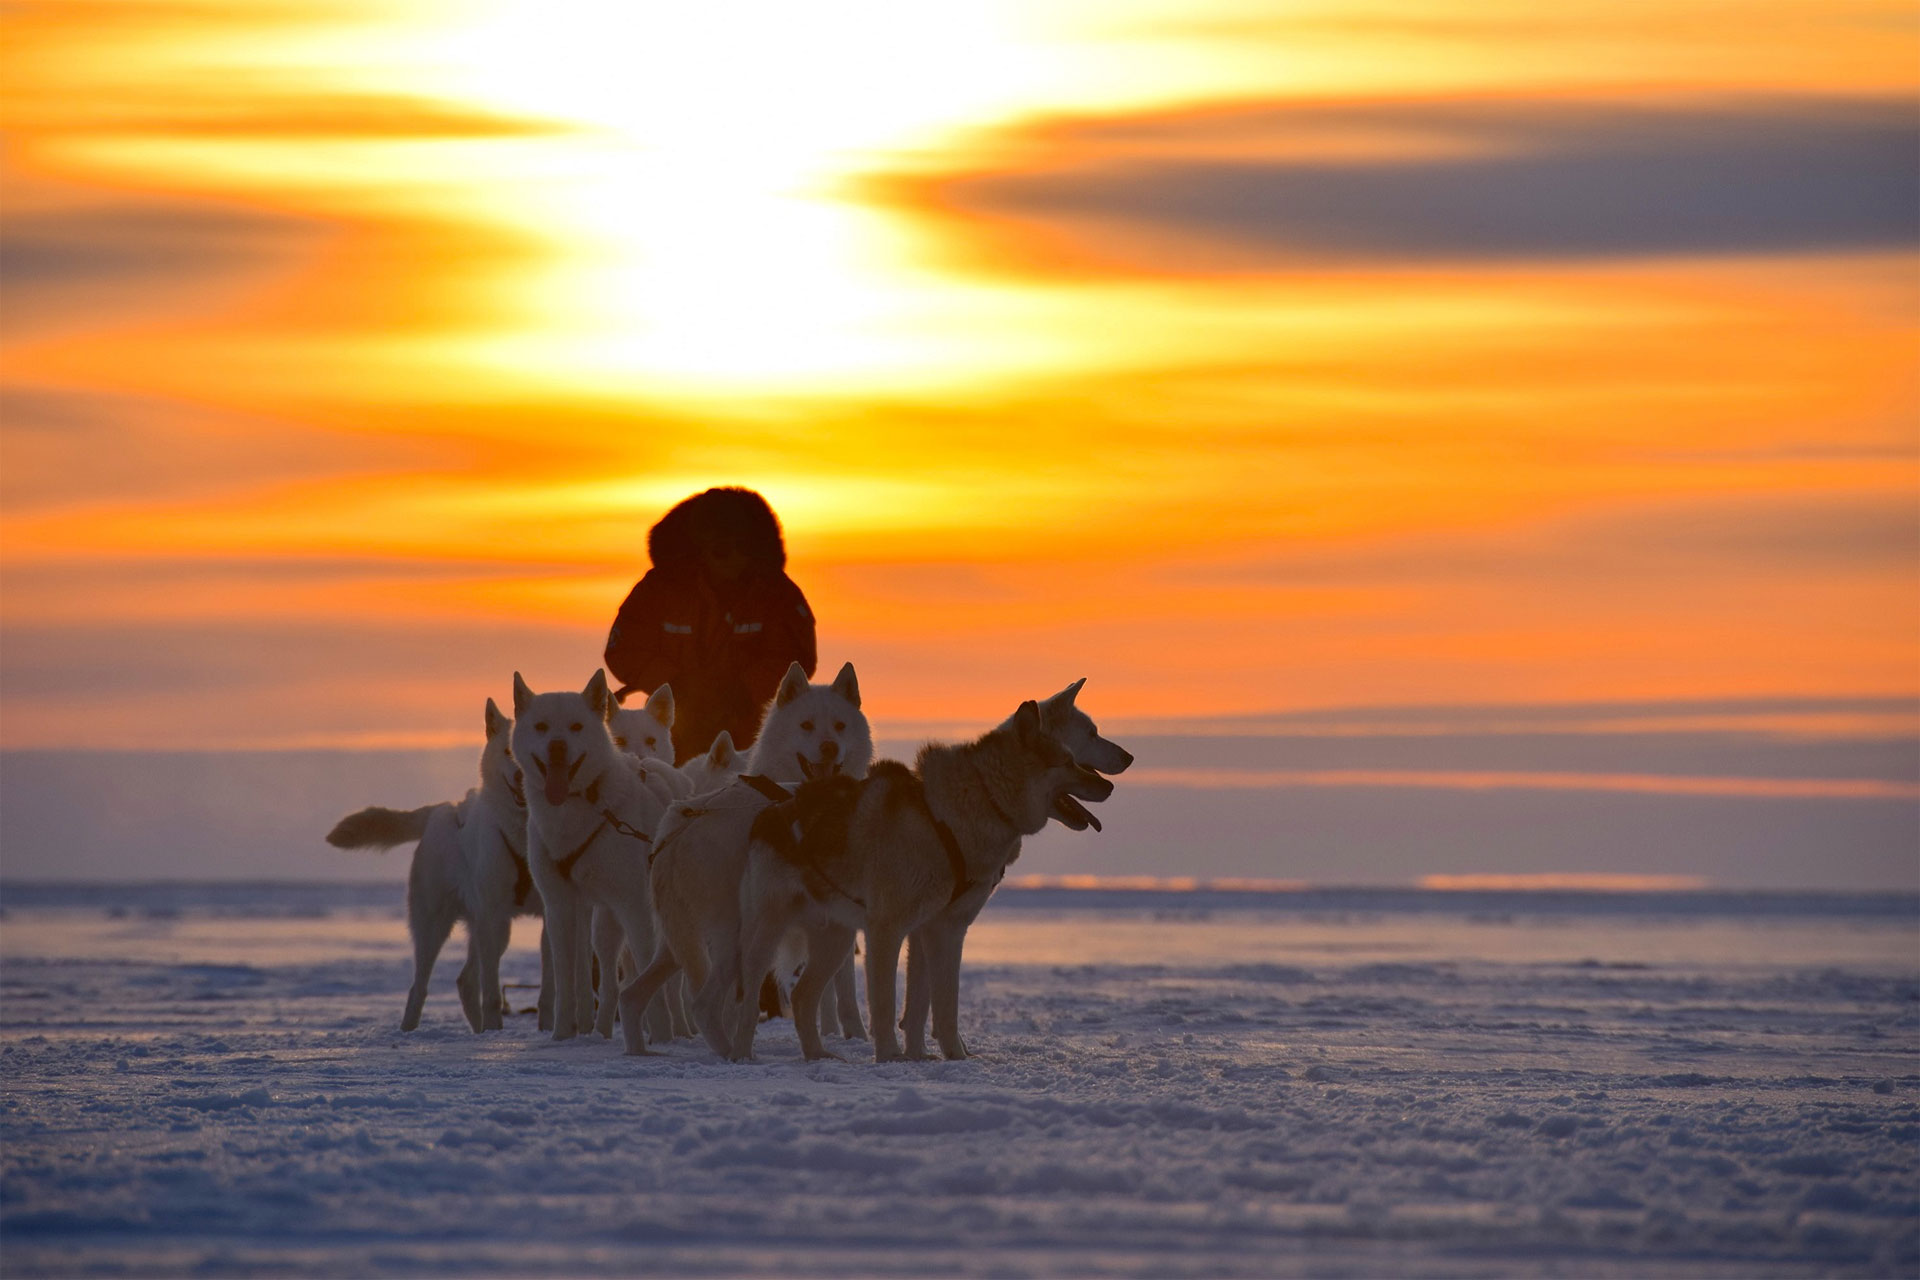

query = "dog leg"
[
  {"left": 730, "top": 987, "right": 762, "bottom": 1063},
  {"left": 569, "top": 896, "right": 596, "bottom": 1037},
  {"left": 616, "top": 943, "right": 680, "bottom": 1056},
  {"left": 455, "top": 946, "right": 483, "bottom": 1033},
  {"left": 667, "top": 972, "right": 695, "bottom": 1040},
  {"left": 690, "top": 961, "right": 741, "bottom": 1060},
  {"left": 831, "top": 954, "right": 866, "bottom": 1040},
  {"left": 541, "top": 882, "right": 587, "bottom": 1040},
  {"left": 924, "top": 920, "right": 971, "bottom": 1060},
  {"left": 864, "top": 924, "right": 907, "bottom": 1062},
  {"left": 730, "top": 895, "right": 805, "bottom": 1063},
  {"left": 902, "top": 931, "right": 934, "bottom": 1059},
  {"left": 816, "top": 961, "right": 839, "bottom": 1040},
  {"left": 610, "top": 902, "right": 674, "bottom": 1048},
  {"left": 536, "top": 925, "right": 554, "bottom": 1030},
  {"left": 401, "top": 905, "right": 458, "bottom": 1032},
  {"left": 591, "top": 907, "right": 622, "bottom": 1040},
  {"left": 793, "top": 924, "right": 856, "bottom": 1062},
  {"left": 473, "top": 910, "right": 512, "bottom": 1032}
]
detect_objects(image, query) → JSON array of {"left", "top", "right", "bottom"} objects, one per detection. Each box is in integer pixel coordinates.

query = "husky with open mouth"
[
  {"left": 512, "top": 669, "right": 678, "bottom": 1047},
  {"left": 902, "top": 678, "right": 1133, "bottom": 1059},
  {"left": 719, "top": 698, "right": 1114, "bottom": 1062}
]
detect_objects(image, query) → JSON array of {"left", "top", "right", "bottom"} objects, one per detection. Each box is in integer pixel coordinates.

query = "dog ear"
[
  {"left": 485, "top": 698, "right": 507, "bottom": 738},
  {"left": 830, "top": 661, "right": 860, "bottom": 709},
  {"left": 1047, "top": 678, "right": 1086, "bottom": 711},
  {"left": 775, "top": 661, "right": 810, "bottom": 707},
  {"left": 512, "top": 672, "right": 532, "bottom": 719},
  {"left": 709, "top": 730, "right": 736, "bottom": 766},
  {"left": 1012, "top": 699, "right": 1042, "bottom": 741},
  {"left": 584, "top": 669, "right": 613, "bottom": 721},
  {"left": 647, "top": 683, "right": 675, "bottom": 727}
]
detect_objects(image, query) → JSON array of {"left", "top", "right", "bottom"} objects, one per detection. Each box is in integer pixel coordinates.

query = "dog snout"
[
  {"left": 543, "top": 738, "right": 572, "bottom": 805},
  {"left": 818, "top": 740, "right": 838, "bottom": 762},
  {"left": 1071, "top": 765, "right": 1115, "bottom": 802}
]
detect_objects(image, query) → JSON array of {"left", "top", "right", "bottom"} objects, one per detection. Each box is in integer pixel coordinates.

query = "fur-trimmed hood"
[{"left": 647, "top": 487, "right": 787, "bottom": 574}]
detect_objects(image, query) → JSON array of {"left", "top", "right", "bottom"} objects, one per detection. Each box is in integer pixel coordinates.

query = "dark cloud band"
[{"left": 921, "top": 97, "right": 1919, "bottom": 267}]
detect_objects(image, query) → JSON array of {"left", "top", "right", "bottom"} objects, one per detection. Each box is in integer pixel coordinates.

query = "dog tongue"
[
  {"left": 1055, "top": 795, "right": 1102, "bottom": 832},
  {"left": 544, "top": 742, "right": 571, "bottom": 806}
]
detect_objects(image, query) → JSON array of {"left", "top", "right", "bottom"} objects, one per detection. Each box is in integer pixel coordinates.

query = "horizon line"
[
  {"left": 1, "top": 689, "right": 1914, "bottom": 754},
  {"left": 7, "top": 875, "right": 1917, "bottom": 899}
]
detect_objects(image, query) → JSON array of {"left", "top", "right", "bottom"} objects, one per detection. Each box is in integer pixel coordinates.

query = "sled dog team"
[{"left": 328, "top": 663, "right": 1131, "bottom": 1061}]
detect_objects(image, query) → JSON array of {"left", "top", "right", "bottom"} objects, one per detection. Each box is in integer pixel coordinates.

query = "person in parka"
[{"left": 603, "top": 487, "right": 818, "bottom": 764}]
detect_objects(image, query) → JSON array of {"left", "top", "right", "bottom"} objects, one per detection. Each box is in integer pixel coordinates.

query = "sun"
[{"left": 395, "top": 2, "right": 1050, "bottom": 393}]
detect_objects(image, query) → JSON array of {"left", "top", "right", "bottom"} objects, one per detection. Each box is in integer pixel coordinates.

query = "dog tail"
[{"left": 325, "top": 804, "right": 443, "bottom": 851}]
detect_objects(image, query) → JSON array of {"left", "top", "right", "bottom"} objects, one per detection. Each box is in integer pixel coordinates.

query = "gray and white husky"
[
  {"left": 326, "top": 698, "right": 543, "bottom": 1033},
  {"left": 902, "top": 678, "right": 1133, "bottom": 1058},
  {"left": 721, "top": 697, "right": 1114, "bottom": 1062}
]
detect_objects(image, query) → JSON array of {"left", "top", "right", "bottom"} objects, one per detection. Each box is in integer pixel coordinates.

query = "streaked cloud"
[
  {"left": 892, "top": 96, "right": 1919, "bottom": 271},
  {"left": 1128, "top": 766, "right": 1919, "bottom": 800},
  {"left": 0, "top": 386, "right": 438, "bottom": 511}
]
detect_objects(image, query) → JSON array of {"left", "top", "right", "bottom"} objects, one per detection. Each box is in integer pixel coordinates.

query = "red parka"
[{"left": 603, "top": 489, "right": 817, "bottom": 763}]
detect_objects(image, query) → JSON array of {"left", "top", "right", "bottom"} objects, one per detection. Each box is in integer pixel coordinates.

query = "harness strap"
[
  {"left": 799, "top": 854, "right": 866, "bottom": 909},
  {"left": 550, "top": 819, "right": 608, "bottom": 882},
  {"left": 457, "top": 801, "right": 535, "bottom": 905},
  {"left": 738, "top": 774, "right": 793, "bottom": 803},
  {"left": 929, "top": 815, "right": 977, "bottom": 905},
  {"left": 599, "top": 807, "right": 654, "bottom": 844},
  {"left": 506, "top": 836, "right": 533, "bottom": 907}
]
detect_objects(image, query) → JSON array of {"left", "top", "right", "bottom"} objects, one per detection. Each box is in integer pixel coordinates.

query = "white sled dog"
[
  {"left": 589, "top": 724, "right": 749, "bottom": 1040},
  {"left": 677, "top": 729, "right": 744, "bottom": 794},
  {"left": 901, "top": 678, "right": 1132, "bottom": 1058},
  {"left": 609, "top": 684, "right": 679, "bottom": 777},
  {"left": 619, "top": 660, "right": 872, "bottom": 1056},
  {"left": 512, "top": 669, "right": 677, "bottom": 1048},
  {"left": 722, "top": 698, "right": 1114, "bottom": 1062},
  {"left": 326, "top": 698, "right": 545, "bottom": 1032},
  {"left": 590, "top": 683, "right": 696, "bottom": 1038}
]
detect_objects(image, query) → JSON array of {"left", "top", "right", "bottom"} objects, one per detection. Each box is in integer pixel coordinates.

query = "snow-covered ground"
[{"left": 2, "top": 884, "right": 1915, "bottom": 1277}]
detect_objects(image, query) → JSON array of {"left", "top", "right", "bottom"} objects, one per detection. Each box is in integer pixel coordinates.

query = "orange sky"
[{"left": 2, "top": 0, "right": 1915, "bottom": 747}]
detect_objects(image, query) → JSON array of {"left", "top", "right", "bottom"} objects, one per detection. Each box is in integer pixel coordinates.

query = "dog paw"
[{"left": 804, "top": 1047, "right": 847, "bottom": 1063}]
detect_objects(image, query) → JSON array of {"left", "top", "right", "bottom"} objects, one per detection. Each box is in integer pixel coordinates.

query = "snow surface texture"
[{"left": 2, "top": 885, "right": 1916, "bottom": 1278}]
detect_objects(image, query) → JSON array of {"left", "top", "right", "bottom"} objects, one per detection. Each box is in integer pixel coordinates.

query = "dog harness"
[
  {"left": 650, "top": 774, "right": 795, "bottom": 871},
  {"left": 454, "top": 800, "right": 535, "bottom": 907},
  {"left": 923, "top": 799, "right": 981, "bottom": 907},
  {"left": 930, "top": 760, "right": 1026, "bottom": 905},
  {"left": 546, "top": 772, "right": 653, "bottom": 882},
  {"left": 510, "top": 852, "right": 533, "bottom": 909},
  {"left": 670, "top": 773, "right": 791, "bottom": 823}
]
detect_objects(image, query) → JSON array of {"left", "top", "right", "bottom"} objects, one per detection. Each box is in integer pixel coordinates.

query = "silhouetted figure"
[{"left": 604, "top": 488, "right": 818, "bottom": 765}]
